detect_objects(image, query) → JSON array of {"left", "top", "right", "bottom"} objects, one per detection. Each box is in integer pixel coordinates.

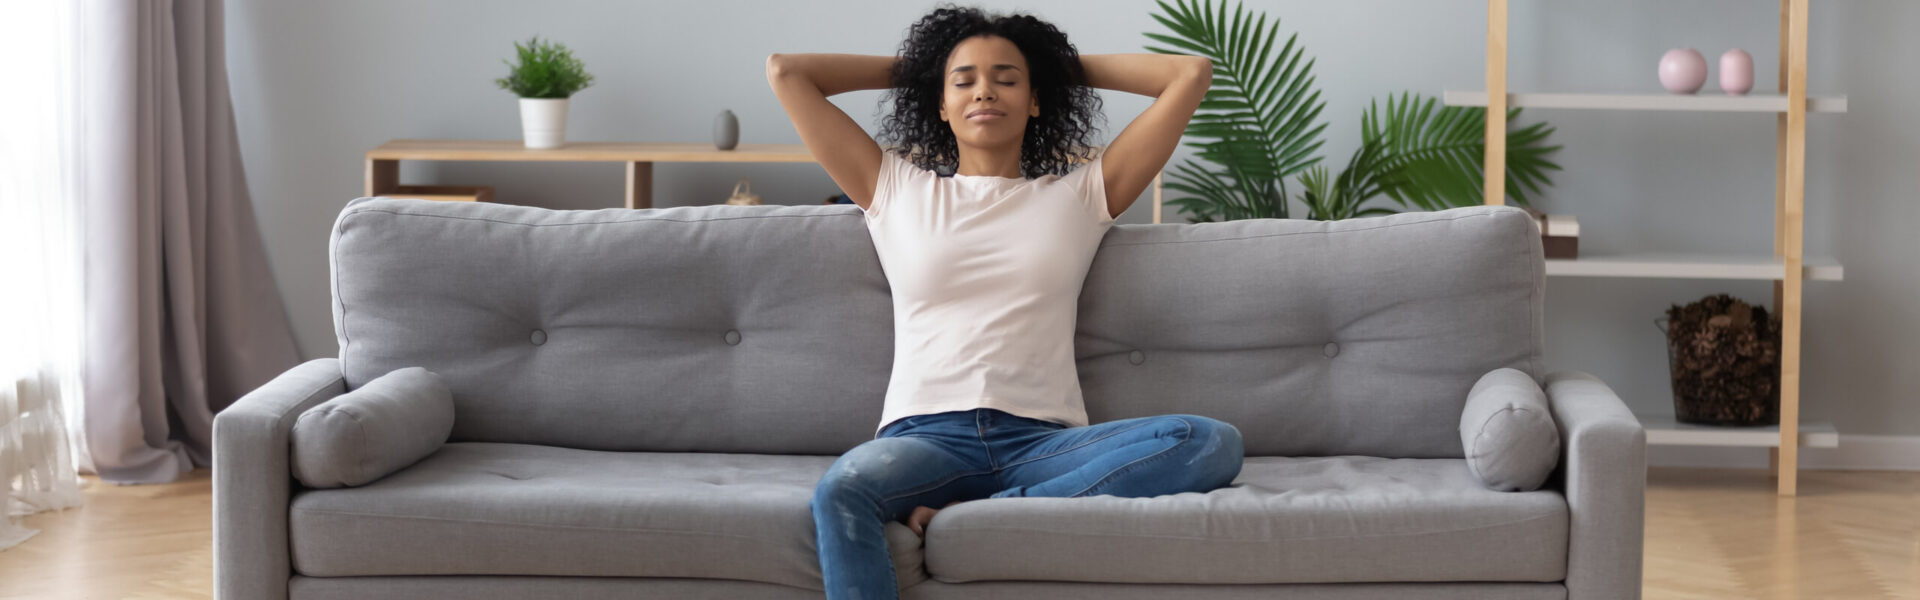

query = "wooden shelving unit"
[
  {"left": 1544, "top": 253, "right": 1842, "bottom": 281},
  {"left": 1442, "top": 91, "right": 1847, "bottom": 113},
  {"left": 364, "top": 139, "right": 816, "bottom": 209},
  {"left": 367, "top": 139, "right": 1174, "bottom": 216},
  {"left": 1460, "top": 0, "right": 1838, "bottom": 495},
  {"left": 1639, "top": 415, "right": 1838, "bottom": 449}
]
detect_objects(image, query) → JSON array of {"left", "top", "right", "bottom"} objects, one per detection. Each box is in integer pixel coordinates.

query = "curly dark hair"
[{"left": 877, "top": 5, "right": 1104, "bottom": 179}]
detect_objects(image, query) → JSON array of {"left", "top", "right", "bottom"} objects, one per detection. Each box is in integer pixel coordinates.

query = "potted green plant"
[{"left": 495, "top": 36, "right": 595, "bottom": 149}]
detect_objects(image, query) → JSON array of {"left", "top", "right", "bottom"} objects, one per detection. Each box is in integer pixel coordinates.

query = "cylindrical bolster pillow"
[
  {"left": 1459, "top": 368, "right": 1562, "bottom": 492},
  {"left": 290, "top": 366, "right": 453, "bottom": 488}
]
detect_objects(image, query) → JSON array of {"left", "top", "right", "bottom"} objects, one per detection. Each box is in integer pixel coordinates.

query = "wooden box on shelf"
[
  {"left": 1524, "top": 208, "right": 1579, "bottom": 259},
  {"left": 390, "top": 185, "right": 494, "bottom": 203}
]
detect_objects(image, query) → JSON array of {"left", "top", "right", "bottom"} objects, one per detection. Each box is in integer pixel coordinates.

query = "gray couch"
[{"left": 214, "top": 197, "right": 1646, "bottom": 600}]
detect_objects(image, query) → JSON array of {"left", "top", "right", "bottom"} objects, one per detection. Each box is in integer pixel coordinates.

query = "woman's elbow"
[
  {"left": 765, "top": 54, "right": 788, "bottom": 81},
  {"left": 1183, "top": 56, "right": 1214, "bottom": 80}
]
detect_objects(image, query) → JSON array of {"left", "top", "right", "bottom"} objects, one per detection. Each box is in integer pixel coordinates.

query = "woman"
[{"left": 767, "top": 6, "right": 1244, "bottom": 599}]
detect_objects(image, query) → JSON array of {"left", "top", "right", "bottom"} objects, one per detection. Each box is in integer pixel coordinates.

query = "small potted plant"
[{"left": 495, "top": 36, "right": 594, "bottom": 149}]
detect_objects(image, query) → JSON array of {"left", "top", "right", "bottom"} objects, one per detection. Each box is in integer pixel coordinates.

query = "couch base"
[{"left": 290, "top": 576, "right": 1566, "bottom": 600}]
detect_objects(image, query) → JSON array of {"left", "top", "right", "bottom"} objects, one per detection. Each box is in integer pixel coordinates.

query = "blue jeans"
[{"left": 809, "top": 408, "right": 1245, "bottom": 600}]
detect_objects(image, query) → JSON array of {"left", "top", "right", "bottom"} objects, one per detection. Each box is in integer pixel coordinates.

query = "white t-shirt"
[{"left": 863, "top": 150, "right": 1117, "bottom": 437}]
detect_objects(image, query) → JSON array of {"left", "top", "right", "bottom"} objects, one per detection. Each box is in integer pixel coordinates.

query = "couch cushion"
[
  {"left": 329, "top": 199, "right": 1544, "bottom": 459},
  {"left": 1075, "top": 206, "right": 1545, "bottom": 458},
  {"left": 288, "top": 443, "right": 926, "bottom": 591},
  {"left": 924, "top": 455, "right": 1567, "bottom": 584},
  {"left": 291, "top": 366, "right": 454, "bottom": 488},
  {"left": 1460, "top": 368, "right": 1560, "bottom": 491},
  {"left": 329, "top": 197, "right": 896, "bottom": 455}
]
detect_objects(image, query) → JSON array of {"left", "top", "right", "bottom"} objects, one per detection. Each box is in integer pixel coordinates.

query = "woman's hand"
[{"left": 905, "top": 499, "right": 964, "bottom": 537}]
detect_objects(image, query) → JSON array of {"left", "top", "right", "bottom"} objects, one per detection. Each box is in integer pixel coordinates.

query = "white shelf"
[
  {"left": 1444, "top": 91, "right": 1848, "bottom": 113},
  {"left": 1639, "top": 414, "right": 1839, "bottom": 448},
  {"left": 1545, "top": 253, "right": 1843, "bottom": 281}
]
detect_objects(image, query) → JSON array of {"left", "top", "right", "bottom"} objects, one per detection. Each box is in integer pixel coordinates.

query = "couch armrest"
[
  {"left": 213, "top": 358, "right": 346, "bottom": 600},
  {"left": 1545, "top": 371, "right": 1646, "bottom": 600}
]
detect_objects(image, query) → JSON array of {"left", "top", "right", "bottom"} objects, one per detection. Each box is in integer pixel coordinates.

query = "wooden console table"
[
  {"left": 364, "top": 139, "right": 816, "bottom": 209},
  {"left": 365, "top": 138, "right": 1167, "bottom": 221}
]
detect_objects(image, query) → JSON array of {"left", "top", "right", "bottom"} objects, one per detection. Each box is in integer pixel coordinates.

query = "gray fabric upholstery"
[
  {"left": 214, "top": 358, "right": 347, "bottom": 600},
  {"left": 1546, "top": 371, "right": 1647, "bottom": 600},
  {"left": 906, "top": 580, "right": 1566, "bottom": 600},
  {"left": 327, "top": 197, "right": 894, "bottom": 455},
  {"left": 288, "top": 443, "right": 927, "bottom": 591},
  {"left": 327, "top": 198, "right": 1543, "bottom": 458},
  {"left": 1075, "top": 206, "right": 1545, "bottom": 458},
  {"left": 205, "top": 199, "right": 1645, "bottom": 599},
  {"left": 289, "top": 576, "right": 1566, "bottom": 600},
  {"left": 1461, "top": 368, "right": 1561, "bottom": 491},
  {"left": 287, "top": 444, "right": 1562, "bottom": 587},
  {"left": 906, "top": 581, "right": 1565, "bottom": 600},
  {"left": 927, "top": 456, "right": 1566, "bottom": 584},
  {"left": 291, "top": 367, "right": 453, "bottom": 488},
  {"left": 290, "top": 576, "right": 825, "bottom": 600}
]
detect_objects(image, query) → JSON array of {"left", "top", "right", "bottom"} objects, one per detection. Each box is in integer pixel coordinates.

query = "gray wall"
[{"left": 227, "top": 0, "right": 1917, "bottom": 436}]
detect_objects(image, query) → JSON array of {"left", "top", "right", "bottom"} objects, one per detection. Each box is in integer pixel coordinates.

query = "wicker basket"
[
  {"left": 725, "top": 179, "right": 762, "bottom": 206},
  {"left": 1658, "top": 294, "right": 1781, "bottom": 426}
]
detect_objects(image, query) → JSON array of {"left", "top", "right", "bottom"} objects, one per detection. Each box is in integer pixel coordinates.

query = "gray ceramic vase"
[{"left": 714, "top": 109, "right": 739, "bottom": 150}]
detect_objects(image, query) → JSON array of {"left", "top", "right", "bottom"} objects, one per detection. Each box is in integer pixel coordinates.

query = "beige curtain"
[{"left": 79, "top": 0, "right": 300, "bottom": 484}]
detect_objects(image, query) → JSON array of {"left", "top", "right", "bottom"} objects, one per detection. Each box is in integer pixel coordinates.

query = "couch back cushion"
[
  {"left": 330, "top": 198, "right": 894, "bottom": 455},
  {"left": 331, "top": 198, "right": 1541, "bottom": 457},
  {"left": 1075, "top": 206, "right": 1543, "bottom": 458}
]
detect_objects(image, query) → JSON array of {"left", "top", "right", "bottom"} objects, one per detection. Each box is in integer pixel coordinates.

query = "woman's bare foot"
[{"left": 906, "top": 500, "right": 963, "bottom": 537}]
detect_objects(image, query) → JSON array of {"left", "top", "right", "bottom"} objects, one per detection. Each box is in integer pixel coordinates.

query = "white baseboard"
[{"left": 1648, "top": 434, "right": 1920, "bottom": 471}]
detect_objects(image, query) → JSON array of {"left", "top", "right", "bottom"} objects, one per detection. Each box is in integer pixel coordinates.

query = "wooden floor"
[
  {"left": 1, "top": 470, "right": 214, "bottom": 600},
  {"left": 1642, "top": 468, "right": 1919, "bottom": 599},
  {"left": 0, "top": 468, "right": 1915, "bottom": 599}
]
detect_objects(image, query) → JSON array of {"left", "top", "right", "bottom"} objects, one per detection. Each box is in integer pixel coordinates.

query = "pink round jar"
[
  {"left": 1659, "top": 48, "right": 1708, "bottom": 94},
  {"left": 1720, "top": 49, "right": 1754, "bottom": 95}
]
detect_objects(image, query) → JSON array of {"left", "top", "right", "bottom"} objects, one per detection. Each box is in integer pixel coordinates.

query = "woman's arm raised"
[
  {"left": 1079, "top": 54, "right": 1212, "bottom": 219},
  {"left": 766, "top": 53, "right": 892, "bottom": 211}
]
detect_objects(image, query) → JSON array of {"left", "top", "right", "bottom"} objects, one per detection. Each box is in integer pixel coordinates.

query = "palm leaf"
[
  {"left": 1297, "top": 138, "right": 1403, "bottom": 220},
  {"left": 1364, "top": 92, "right": 1563, "bottom": 210},
  {"left": 1146, "top": 0, "right": 1327, "bottom": 220}
]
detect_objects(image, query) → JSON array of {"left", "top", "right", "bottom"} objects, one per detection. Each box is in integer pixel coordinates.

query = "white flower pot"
[{"left": 519, "top": 98, "right": 569, "bottom": 149}]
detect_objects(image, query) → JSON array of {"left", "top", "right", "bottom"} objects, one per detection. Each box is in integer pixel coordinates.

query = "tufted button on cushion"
[
  {"left": 724, "top": 330, "right": 742, "bottom": 346},
  {"left": 1128, "top": 350, "right": 1146, "bottom": 365},
  {"left": 1323, "top": 342, "right": 1340, "bottom": 358},
  {"left": 530, "top": 329, "right": 547, "bottom": 346}
]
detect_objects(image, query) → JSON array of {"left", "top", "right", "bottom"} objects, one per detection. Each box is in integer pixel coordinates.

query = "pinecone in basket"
[{"left": 1665, "top": 294, "right": 1782, "bottom": 424}]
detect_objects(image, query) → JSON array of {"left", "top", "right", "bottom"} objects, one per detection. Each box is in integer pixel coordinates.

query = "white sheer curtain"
[{"left": 0, "top": 0, "right": 88, "bottom": 550}]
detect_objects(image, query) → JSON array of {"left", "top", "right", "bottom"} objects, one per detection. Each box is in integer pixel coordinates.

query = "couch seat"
[
  {"left": 288, "top": 443, "right": 926, "bottom": 591},
  {"left": 924, "top": 456, "right": 1568, "bottom": 584}
]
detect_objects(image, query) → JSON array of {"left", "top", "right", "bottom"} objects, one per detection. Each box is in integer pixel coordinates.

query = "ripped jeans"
[{"left": 809, "top": 408, "right": 1245, "bottom": 600}]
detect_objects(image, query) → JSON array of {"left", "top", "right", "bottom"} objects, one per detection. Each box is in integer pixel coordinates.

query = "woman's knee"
[
  {"left": 811, "top": 470, "right": 863, "bottom": 515},
  {"left": 813, "top": 437, "right": 940, "bottom": 506},
  {"left": 814, "top": 444, "right": 891, "bottom": 505},
  {"left": 1170, "top": 415, "right": 1239, "bottom": 448},
  {"left": 1174, "top": 416, "right": 1244, "bottom": 483}
]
